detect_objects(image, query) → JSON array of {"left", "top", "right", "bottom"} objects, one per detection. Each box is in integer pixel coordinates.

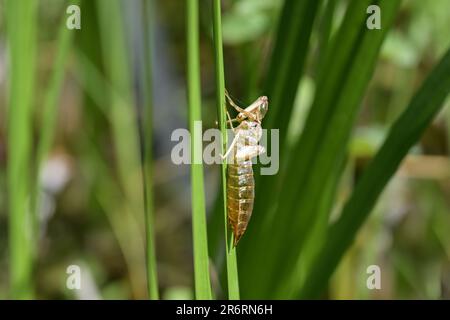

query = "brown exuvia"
[{"left": 222, "top": 91, "right": 268, "bottom": 246}]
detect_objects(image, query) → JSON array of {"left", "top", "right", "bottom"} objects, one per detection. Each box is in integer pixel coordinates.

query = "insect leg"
[
  {"left": 226, "top": 118, "right": 240, "bottom": 126},
  {"left": 225, "top": 89, "right": 243, "bottom": 111},
  {"left": 216, "top": 110, "right": 239, "bottom": 128},
  {"left": 226, "top": 110, "right": 238, "bottom": 133},
  {"left": 225, "top": 89, "right": 257, "bottom": 121}
]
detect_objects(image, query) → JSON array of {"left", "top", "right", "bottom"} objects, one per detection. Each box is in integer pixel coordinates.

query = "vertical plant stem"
[
  {"left": 142, "top": 0, "right": 159, "bottom": 300},
  {"left": 187, "top": 0, "right": 212, "bottom": 299},
  {"left": 34, "top": 0, "right": 79, "bottom": 241},
  {"left": 212, "top": 0, "right": 240, "bottom": 300},
  {"left": 314, "top": 0, "right": 336, "bottom": 78},
  {"left": 6, "top": 0, "right": 38, "bottom": 299},
  {"left": 97, "top": 0, "right": 147, "bottom": 298}
]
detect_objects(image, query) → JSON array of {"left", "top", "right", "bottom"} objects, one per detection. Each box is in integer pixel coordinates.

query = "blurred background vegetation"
[{"left": 0, "top": 0, "right": 449, "bottom": 299}]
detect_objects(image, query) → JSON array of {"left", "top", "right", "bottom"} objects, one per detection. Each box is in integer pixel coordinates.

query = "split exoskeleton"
[{"left": 221, "top": 90, "right": 268, "bottom": 246}]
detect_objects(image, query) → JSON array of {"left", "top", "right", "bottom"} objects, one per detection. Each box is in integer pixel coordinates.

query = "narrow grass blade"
[
  {"left": 212, "top": 0, "right": 240, "bottom": 300},
  {"left": 33, "top": 0, "right": 79, "bottom": 241},
  {"left": 253, "top": 0, "right": 321, "bottom": 204},
  {"left": 187, "top": 0, "right": 212, "bottom": 300},
  {"left": 74, "top": 3, "right": 146, "bottom": 297},
  {"left": 314, "top": 0, "right": 336, "bottom": 78},
  {"left": 239, "top": 0, "right": 401, "bottom": 298},
  {"left": 285, "top": 154, "right": 346, "bottom": 298},
  {"left": 96, "top": 0, "right": 147, "bottom": 298},
  {"left": 74, "top": 50, "right": 147, "bottom": 298},
  {"left": 142, "top": 0, "right": 159, "bottom": 300},
  {"left": 264, "top": 0, "right": 321, "bottom": 134},
  {"left": 237, "top": 0, "right": 321, "bottom": 298},
  {"left": 6, "top": 0, "right": 38, "bottom": 299},
  {"left": 269, "top": 0, "right": 400, "bottom": 297},
  {"left": 96, "top": 0, "right": 144, "bottom": 214},
  {"left": 299, "top": 46, "right": 450, "bottom": 298}
]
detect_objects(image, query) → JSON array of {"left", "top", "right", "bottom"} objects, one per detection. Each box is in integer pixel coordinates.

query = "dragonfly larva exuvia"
[{"left": 221, "top": 90, "right": 268, "bottom": 246}]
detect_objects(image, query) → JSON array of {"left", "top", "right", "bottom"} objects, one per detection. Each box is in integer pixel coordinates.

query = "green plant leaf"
[
  {"left": 142, "top": 0, "right": 159, "bottom": 300},
  {"left": 237, "top": 0, "right": 321, "bottom": 298},
  {"left": 33, "top": 0, "right": 79, "bottom": 267},
  {"left": 299, "top": 45, "right": 450, "bottom": 298},
  {"left": 212, "top": 0, "right": 240, "bottom": 300},
  {"left": 239, "top": 0, "right": 401, "bottom": 299},
  {"left": 6, "top": 0, "right": 38, "bottom": 299},
  {"left": 187, "top": 0, "right": 212, "bottom": 300},
  {"left": 96, "top": 0, "right": 147, "bottom": 298}
]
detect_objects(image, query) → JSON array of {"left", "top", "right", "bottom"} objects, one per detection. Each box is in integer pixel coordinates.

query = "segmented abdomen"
[{"left": 227, "top": 160, "right": 254, "bottom": 246}]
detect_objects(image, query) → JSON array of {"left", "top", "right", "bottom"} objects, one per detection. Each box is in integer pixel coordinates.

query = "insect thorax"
[{"left": 236, "top": 120, "right": 263, "bottom": 145}]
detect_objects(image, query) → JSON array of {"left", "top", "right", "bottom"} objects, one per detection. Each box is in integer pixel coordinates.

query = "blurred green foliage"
[{"left": 0, "top": 0, "right": 449, "bottom": 300}]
